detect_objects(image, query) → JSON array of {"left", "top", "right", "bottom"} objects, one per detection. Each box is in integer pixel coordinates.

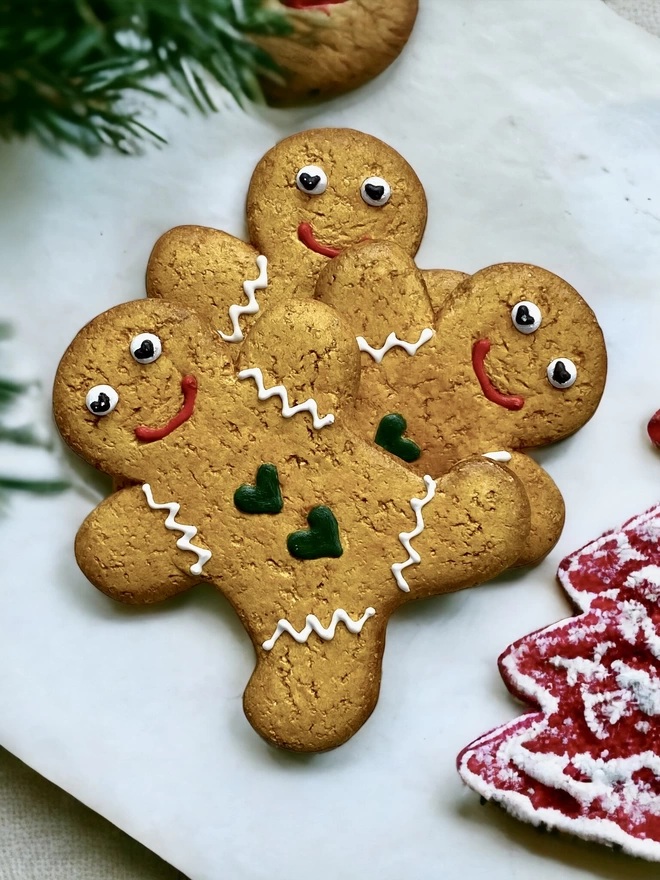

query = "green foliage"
[
  {"left": 0, "top": 323, "right": 69, "bottom": 507},
  {"left": 0, "top": 0, "right": 291, "bottom": 154}
]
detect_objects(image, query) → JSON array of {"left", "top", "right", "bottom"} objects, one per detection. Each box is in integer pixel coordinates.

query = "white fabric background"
[{"left": 0, "top": 1, "right": 656, "bottom": 878}]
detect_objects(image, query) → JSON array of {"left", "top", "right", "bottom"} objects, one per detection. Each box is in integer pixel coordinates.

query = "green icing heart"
[
  {"left": 234, "top": 464, "right": 283, "bottom": 514},
  {"left": 374, "top": 413, "right": 421, "bottom": 463},
  {"left": 287, "top": 506, "right": 343, "bottom": 560}
]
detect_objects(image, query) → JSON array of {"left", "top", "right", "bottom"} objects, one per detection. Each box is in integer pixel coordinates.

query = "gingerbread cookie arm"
[
  {"left": 75, "top": 484, "right": 199, "bottom": 605},
  {"left": 421, "top": 269, "right": 469, "bottom": 316},
  {"left": 400, "top": 458, "right": 531, "bottom": 598},
  {"left": 147, "top": 226, "right": 266, "bottom": 344},
  {"left": 503, "top": 451, "right": 565, "bottom": 567}
]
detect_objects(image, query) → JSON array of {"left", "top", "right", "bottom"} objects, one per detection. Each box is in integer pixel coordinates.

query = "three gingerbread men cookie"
[
  {"left": 55, "top": 297, "right": 529, "bottom": 751},
  {"left": 146, "top": 127, "right": 607, "bottom": 567}
]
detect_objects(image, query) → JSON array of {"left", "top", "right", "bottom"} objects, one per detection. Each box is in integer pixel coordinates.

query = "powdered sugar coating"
[{"left": 458, "top": 503, "right": 660, "bottom": 861}]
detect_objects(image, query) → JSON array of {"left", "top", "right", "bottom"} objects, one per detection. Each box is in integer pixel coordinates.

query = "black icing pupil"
[
  {"left": 134, "top": 339, "right": 155, "bottom": 361},
  {"left": 365, "top": 183, "right": 385, "bottom": 202},
  {"left": 515, "top": 305, "right": 535, "bottom": 326},
  {"left": 299, "top": 173, "right": 321, "bottom": 192},
  {"left": 90, "top": 392, "right": 110, "bottom": 414},
  {"left": 552, "top": 361, "right": 572, "bottom": 385}
]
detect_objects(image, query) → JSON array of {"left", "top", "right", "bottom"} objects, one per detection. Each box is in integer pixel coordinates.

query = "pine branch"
[{"left": 0, "top": 1, "right": 291, "bottom": 155}]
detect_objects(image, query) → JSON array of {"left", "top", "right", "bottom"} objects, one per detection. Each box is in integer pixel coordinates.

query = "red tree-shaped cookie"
[{"left": 458, "top": 504, "right": 660, "bottom": 860}]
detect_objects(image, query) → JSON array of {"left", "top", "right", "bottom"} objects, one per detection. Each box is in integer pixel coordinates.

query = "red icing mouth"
[
  {"left": 298, "top": 222, "right": 342, "bottom": 258},
  {"left": 282, "top": 0, "right": 346, "bottom": 10},
  {"left": 472, "top": 339, "right": 525, "bottom": 411},
  {"left": 648, "top": 410, "right": 660, "bottom": 447},
  {"left": 135, "top": 375, "right": 197, "bottom": 442}
]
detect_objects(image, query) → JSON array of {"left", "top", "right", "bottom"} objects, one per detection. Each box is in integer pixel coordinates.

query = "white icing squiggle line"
[
  {"left": 238, "top": 367, "right": 335, "bottom": 430},
  {"left": 392, "top": 475, "right": 437, "bottom": 592},
  {"left": 262, "top": 607, "right": 376, "bottom": 651},
  {"left": 483, "top": 451, "right": 512, "bottom": 462},
  {"left": 219, "top": 254, "right": 268, "bottom": 343},
  {"left": 142, "top": 483, "right": 212, "bottom": 576},
  {"left": 357, "top": 327, "right": 434, "bottom": 364}
]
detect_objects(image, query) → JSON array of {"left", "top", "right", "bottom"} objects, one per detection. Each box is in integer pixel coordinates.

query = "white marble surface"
[{"left": 2, "top": 1, "right": 660, "bottom": 878}]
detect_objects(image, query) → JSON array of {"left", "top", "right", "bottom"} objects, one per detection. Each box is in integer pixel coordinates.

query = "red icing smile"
[
  {"left": 135, "top": 375, "right": 197, "bottom": 442},
  {"left": 282, "top": 0, "right": 347, "bottom": 10},
  {"left": 298, "top": 222, "right": 342, "bottom": 258},
  {"left": 472, "top": 339, "right": 524, "bottom": 411}
]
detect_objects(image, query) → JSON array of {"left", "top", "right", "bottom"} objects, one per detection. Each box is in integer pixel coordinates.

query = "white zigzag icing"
[
  {"left": 238, "top": 367, "right": 335, "bottom": 430},
  {"left": 262, "top": 607, "right": 376, "bottom": 651},
  {"left": 142, "top": 483, "right": 212, "bottom": 576},
  {"left": 219, "top": 254, "right": 268, "bottom": 343},
  {"left": 392, "top": 475, "right": 437, "bottom": 592},
  {"left": 357, "top": 327, "right": 434, "bottom": 364}
]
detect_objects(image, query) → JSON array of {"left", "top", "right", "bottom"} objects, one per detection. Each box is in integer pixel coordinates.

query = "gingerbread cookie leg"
[
  {"left": 503, "top": 451, "right": 565, "bottom": 567},
  {"left": 76, "top": 484, "right": 199, "bottom": 605}
]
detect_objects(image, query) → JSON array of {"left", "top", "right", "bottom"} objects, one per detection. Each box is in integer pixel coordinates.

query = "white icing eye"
[
  {"left": 130, "top": 333, "right": 162, "bottom": 364},
  {"left": 547, "top": 358, "right": 577, "bottom": 389},
  {"left": 361, "top": 176, "right": 391, "bottom": 207},
  {"left": 86, "top": 384, "right": 118, "bottom": 416},
  {"left": 296, "top": 165, "right": 327, "bottom": 196},
  {"left": 511, "top": 301, "right": 542, "bottom": 334}
]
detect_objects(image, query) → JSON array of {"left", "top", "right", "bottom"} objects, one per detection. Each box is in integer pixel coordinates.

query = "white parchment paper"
[{"left": 1, "top": 1, "right": 660, "bottom": 878}]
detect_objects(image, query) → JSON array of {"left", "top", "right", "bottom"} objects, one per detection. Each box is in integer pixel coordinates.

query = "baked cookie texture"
[
  {"left": 255, "top": 0, "right": 418, "bottom": 104},
  {"left": 55, "top": 298, "right": 530, "bottom": 752},
  {"left": 146, "top": 127, "right": 607, "bottom": 568}
]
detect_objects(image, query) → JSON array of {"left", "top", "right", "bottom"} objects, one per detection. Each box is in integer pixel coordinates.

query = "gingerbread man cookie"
[
  {"left": 54, "top": 297, "right": 529, "bottom": 751},
  {"left": 316, "top": 247, "right": 607, "bottom": 566},
  {"left": 146, "top": 127, "right": 606, "bottom": 568},
  {"left": 254, "top": 1, "right": 418, "bottom": 104}
]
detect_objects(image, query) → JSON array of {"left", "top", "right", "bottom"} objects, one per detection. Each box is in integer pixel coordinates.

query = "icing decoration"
[
  {"left": 482, "top": 451, "right": 512, "bottom": 463},
  {"left": 297, "top": 222, "right": 341, "bottom": 258},
  {"left": 457, "top": 503, "right": 660, "bottom": 861},
  {"left": 86, "top": 384, "right": 118, "bottom": 416},
  {"left": 375, "top": 413, "right": 421, "bottom": 463},
  {"left": 262, "top": 606, "right": 375, "bottom": 651},
  {"left": 511, "top": 301, "right": 542, "bottom": 335},
  {"left": 219, "top": 255, "right": 268, "bottom": 343},
  {"left": 238, "top": 367, "right": 335, "bottom": 429},
  {"left": 472, "top": 339, "right": 525, "bottom": 411},
  {"left": 282, "top": 0, "right": 347, "bottom": 7},
  {"left": 287, "top": 505, "right": 343, "bottom": 560},
  {"left": 357, "top": 328, "right": 434, "bottom": 364},
  {"left": 142, "top": 483, "right": 211, "bottom": 576},
  {"left": 361, "top": 176, "right": 391, "bottom": 207},
  {"left": 547, "top": 357, "right": 577, "bottom": 389},
  {"left": 648, "top": 409, "right": 660, "bottom": 447},
  {"left": 392, "top": 475, "right": 437, "bottom": 592},
  {"left": 234, "top": 464, "right": 283, "bottom": 514},
  {"left": 135, "top": 375, "right": 197, "bottom": 442},
  {"left": 130, "top": 332, "right": 162, "bottom": 364},
  {"left": 296, "top": 166, "right": 327, "bottom": 195}
]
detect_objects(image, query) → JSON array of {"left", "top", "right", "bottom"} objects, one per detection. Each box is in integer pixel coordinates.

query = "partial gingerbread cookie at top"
[
  {"left": 146, "top": 128, "right": 428, "bottom": 348},
  {"left": 54, "top": 297, "right": 529, "bottom": 752},
  {"left": 254, "top": 0, "right": 418, "bottom": 104},
  {"left": 315, "top": 247, "right": 607, "bottom": 565}
]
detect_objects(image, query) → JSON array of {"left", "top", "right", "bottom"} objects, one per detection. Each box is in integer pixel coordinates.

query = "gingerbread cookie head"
[
  {"left": 255, "top": 0, "right": 418, "bottom": 105},
  {"left": 443, "top": 263, "right": 607, "bottom": 449},
  {"left": 53, "top": 300, "right": 228, "bottom": 481},
  {"left": 247, "top": 128, "right": 427, "bottom": 298}
]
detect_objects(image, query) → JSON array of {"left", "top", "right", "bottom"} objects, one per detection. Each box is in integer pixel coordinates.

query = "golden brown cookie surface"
[
  {"left": 316, "top": 251, "right": 607, "bottom": 565},
  {"left": 55, "top": 298, "right": 530, "bottom": 751},
  {"left": 255, "top": 0, "right": 418, "bottom": 104}
]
